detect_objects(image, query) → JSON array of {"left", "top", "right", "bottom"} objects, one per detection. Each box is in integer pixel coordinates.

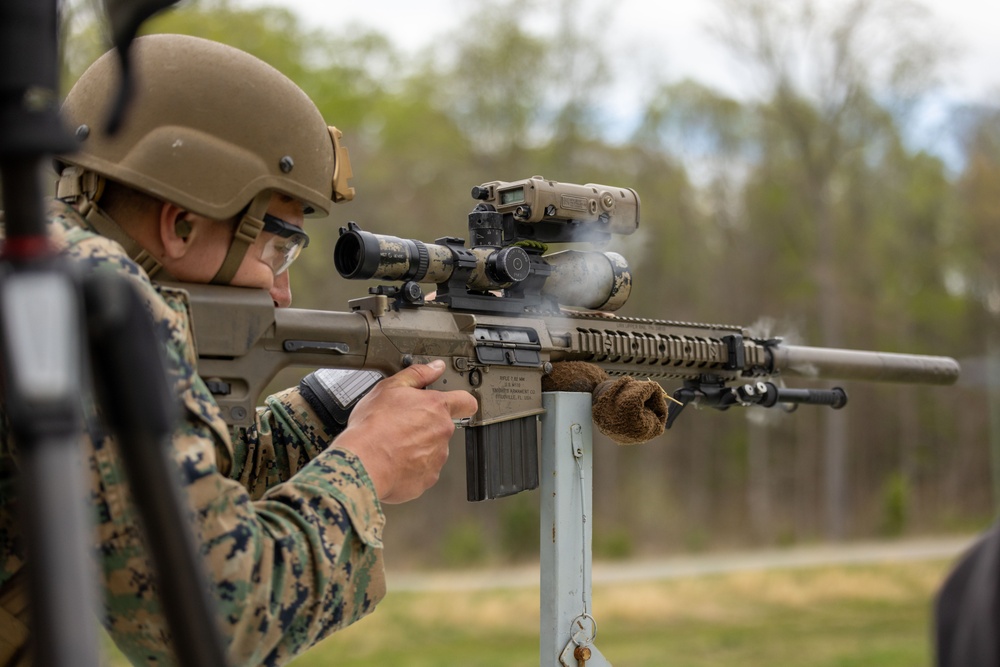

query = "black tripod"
[{"left": 0, "top": 1, "right": 227, "bottom": 664}]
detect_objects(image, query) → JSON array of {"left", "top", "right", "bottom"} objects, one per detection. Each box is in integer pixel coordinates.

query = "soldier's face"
[
  {"left": 228, "top": 194, "right": 306, "bottom": 307},
  {"left": 168, "top": 193, "right": 306, "bottom": 307}
]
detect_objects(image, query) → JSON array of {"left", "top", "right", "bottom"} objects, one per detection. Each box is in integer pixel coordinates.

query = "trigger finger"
[{"left": 446, "top": 391, "right": 478, "bottom": 419}]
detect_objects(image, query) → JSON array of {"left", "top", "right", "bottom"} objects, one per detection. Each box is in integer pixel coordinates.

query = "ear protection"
[{"left": 175, "top": 217, "right": 193, "bottom": 239}]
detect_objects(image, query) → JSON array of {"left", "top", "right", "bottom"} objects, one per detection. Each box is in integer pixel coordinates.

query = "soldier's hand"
[{"left": 336, "top": 360, "right": 477, "bottom": 504}]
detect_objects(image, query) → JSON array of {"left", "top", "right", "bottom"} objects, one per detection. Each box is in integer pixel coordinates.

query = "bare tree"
[{"left": 710, "top": 0, "right": 949, "bottom": 540}]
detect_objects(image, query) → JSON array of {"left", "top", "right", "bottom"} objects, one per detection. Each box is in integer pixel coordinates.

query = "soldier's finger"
[
  {"left": 444, "top": 390, "right": 478, "bottom": 419},
  {"left": 384, "top": 360, "right": 446, "bottom": 389}
]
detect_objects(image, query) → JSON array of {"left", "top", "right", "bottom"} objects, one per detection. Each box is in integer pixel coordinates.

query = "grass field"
[
  {"left": 104, "top": 557, "right": 953, "bottom": 666},
  {"left": 293, "top": 557, "right": 949, "bottom": 667}
]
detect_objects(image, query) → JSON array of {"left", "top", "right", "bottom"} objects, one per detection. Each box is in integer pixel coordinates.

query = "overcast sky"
[
  {"left": 239, "top": 0, "right": 999, "bottom": 164},
  {"left": 247, "top": 0, "right": 1000, "bottom": 101}
]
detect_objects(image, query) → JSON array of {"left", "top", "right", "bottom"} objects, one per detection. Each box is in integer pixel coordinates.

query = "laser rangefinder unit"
[{"left": 470, "top": 175, "right": 640, "bottom": 244}]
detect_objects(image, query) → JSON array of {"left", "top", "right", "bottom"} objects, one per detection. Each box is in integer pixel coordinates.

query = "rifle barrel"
[{"left": 773, "top": 344, "right": 960, "bottom": 385}]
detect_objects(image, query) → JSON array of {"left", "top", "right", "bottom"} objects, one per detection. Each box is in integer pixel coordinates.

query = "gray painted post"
[{"left": 539, "top": 392, "right": 612, "bottom": 666}]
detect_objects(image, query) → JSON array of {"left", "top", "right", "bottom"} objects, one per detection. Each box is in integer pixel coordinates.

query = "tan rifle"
[{"left": 178, "top": 176, "right": 960, "bottom": 501}]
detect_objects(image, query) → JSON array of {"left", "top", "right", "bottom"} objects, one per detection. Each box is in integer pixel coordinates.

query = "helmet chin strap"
[
  {"left": 56, "top": 166, "right": 174, "bottom": 281},
  {"left": 58, "top": 166, "right": 271, "bottom": 286},
  {"left": 210, "top": 191, "right": 270, "bottom": 285}
]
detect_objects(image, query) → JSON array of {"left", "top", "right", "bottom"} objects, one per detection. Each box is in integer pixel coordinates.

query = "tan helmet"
[{"left": 56, "top": 33, "right": 355, "bottom": 282}]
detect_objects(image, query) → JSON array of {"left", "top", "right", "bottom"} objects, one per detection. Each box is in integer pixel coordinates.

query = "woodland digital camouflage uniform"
[{"left": 0, "top": 201, "right": 387, "bottom": 666}]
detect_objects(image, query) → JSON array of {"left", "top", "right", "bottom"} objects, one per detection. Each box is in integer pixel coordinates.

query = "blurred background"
[
  {"left": 50, "top": 0, "right": 1000, "bottom": 663},
  {"left": 60, "top": 0, "right": 998, "bottom": 569}
]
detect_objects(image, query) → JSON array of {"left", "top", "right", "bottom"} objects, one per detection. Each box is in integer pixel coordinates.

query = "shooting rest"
[{"left": 540, "top": 392, "right": 612, "bottom": 667}]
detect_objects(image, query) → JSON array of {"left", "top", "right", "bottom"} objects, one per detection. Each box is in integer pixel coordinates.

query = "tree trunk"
[
  {"left": 747, "top": 416, "right": 772, "bottom": 543},
  {"left": 815, "top": 184, "right": 850, "bottom": 541}
]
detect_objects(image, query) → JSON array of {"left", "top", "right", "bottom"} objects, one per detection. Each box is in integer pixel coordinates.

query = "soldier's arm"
[
  {"left": 139, "top": 411, "right": 386, "bottom": 666},
  {"left": 230, "top": 387, "right": 348, "bottom": 500}
]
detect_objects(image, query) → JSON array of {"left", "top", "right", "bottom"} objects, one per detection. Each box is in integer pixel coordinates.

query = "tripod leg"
[
  {"left": 84, "top": 271, "right": 228, "bottom": 667},
  {"left": 0, "top": 260, "right": 100, "bottom": 667}
]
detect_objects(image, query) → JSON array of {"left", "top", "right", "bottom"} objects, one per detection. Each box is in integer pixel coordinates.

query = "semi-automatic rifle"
[{"left": 179, "top": 176, "right": 960, "bottom": 501}]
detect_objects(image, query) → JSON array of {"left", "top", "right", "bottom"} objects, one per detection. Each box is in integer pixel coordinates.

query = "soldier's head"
[{"left": 55, "top": 33, "right": 354, "bottom": 307}]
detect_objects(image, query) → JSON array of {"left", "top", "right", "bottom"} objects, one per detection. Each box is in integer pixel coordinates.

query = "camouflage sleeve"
[
  {"left": 174, "top": 413, "right": 387, "bottom": 667},
  {"left": 135, "top": 315, "right": 387, "bottom": 666},
  {"left": 229, "top": 387, "right": 349, "bottom": 501},
  {"left": 42, "top": 205, "right": 387, "bottom": 666}
]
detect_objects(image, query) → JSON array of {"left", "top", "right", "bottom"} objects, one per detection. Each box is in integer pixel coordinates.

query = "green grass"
[{"left": 104, "top": 558, "right": 950, "bottom": 666}]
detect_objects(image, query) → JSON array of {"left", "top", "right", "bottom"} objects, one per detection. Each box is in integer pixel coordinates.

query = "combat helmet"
[{"left": 55, "top": 33, "right": 354, "bottom": 282}]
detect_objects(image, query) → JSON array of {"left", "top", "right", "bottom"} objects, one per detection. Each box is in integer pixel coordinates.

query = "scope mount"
[{"left": 363, "top": 203, "right": 561, "bottom": 316}]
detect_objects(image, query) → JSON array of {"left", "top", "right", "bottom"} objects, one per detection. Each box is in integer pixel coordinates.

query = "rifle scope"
[{"left": 334, "top": 225, "right": 632, "bottom": 311}]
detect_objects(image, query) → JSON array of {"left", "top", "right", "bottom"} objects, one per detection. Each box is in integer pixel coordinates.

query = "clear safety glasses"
[{"left": 261, "top": 213, "right": 310, "bottom": 276}]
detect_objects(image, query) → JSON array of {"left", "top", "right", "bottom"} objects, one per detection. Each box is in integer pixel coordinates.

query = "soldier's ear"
[{"left": 158, "top": 203, "right": 193, "bottom": 259}]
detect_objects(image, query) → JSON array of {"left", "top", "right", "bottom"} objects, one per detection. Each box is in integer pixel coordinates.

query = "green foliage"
[
  {"left": 594, "top": 527, "right": 635, "bottom": 561},
  {"left": 142, "top": 0, "right": 310, "bottom": 78},
  {"left": 953, "top": 106, "right": 1000, "bottom": 316},
  {"left": 498, "top": 496, "right": 539, "bottom": 562},
  {"left": 439, "top": 520, "right": 488, "bottom": 568},
  {"left": 436, "top": 0, "right": 550, "bottom": 154},
  {"left": 433, "top": 0, "right": 613, "bottom": 155},
  {"left": 880, "top": 472, "right": 910, "bottom": 537},
  {"left": 634, "top": 79, "right": 755, "bottom": 162},
  {"left": 685, "top": 528, "right": 710, "bottom": 553},
  {"left": 59, "top": 0, "right": 107, "bottom": 91},
  {"left": 58, "top": 0, "right": 996, "bottom": 554}
]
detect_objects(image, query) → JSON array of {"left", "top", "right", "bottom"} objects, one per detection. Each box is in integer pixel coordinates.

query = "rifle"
[{"left": 179, "top": 176, "right": 960, "bottom": 502}]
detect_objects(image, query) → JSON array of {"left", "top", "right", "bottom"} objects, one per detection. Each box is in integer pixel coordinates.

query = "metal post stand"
[{"left": 540, "top": 392, "right": 612, "bottom": 666}]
